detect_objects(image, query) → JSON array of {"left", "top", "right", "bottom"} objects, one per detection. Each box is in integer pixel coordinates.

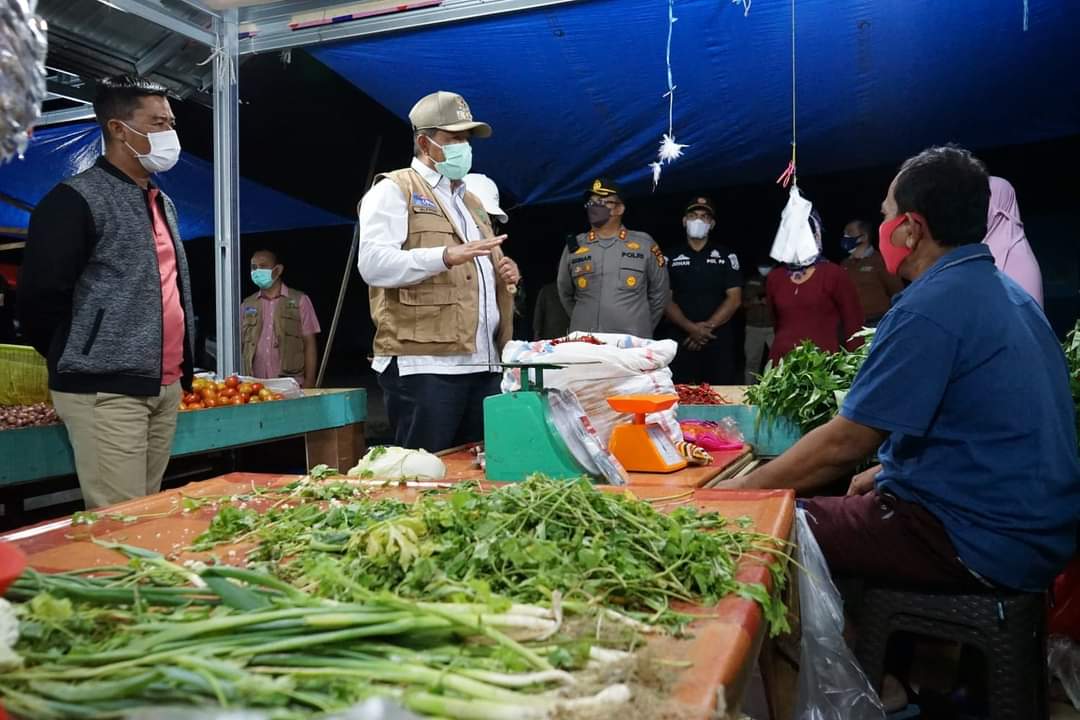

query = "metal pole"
[
  {"left": 315, "top": 135, "right": 382, "bottom": 388},
  {"left": 212, "top": 8, "right": 241, "bottom": 378}
]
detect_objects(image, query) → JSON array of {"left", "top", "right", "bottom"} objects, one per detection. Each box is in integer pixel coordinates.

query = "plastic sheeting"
[
  {"left": 0, "top": 123, "right": 351, "bottom": 238},
  {"left": 312, "top": 0, "right": 1080, "bottom": 206}
]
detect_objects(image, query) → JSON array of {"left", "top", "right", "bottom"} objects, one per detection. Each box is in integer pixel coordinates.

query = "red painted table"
[{"left": 1, "top": 472, "right": 794, "bottom": 718}]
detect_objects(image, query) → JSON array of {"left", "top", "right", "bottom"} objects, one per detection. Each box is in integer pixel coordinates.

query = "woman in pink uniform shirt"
[{"left": 984, "top": 176, "right": 1044, "bottom": 307}]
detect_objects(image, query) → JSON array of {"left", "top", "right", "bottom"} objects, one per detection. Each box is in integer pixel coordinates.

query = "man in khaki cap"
[{"left": 357, "top": 91, "right": 521, "bottom": 452}]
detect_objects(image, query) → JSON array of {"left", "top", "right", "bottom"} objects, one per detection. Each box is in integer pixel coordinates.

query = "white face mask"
[
  {"left": 686, "top": 218, "right": 712, "bottom": 239},
  {"left": 121, "top": 121, "right": 181, "bottom": 173}
]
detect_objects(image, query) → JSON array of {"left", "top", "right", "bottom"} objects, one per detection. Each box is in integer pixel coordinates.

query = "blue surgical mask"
[
  {"left": 428, "top": 138, "right": 473, "bottom": 180},
  {"left": 251, "top": 268, "right": 274, "bottom": 289},
  {"left": 840, "top": 235, "right": 862, "bottom": 254}
]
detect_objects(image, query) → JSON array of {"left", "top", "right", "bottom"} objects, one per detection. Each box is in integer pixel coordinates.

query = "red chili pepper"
[
  {"left": 675, "top": 384, "right": 728, "bottom": 405},
  {"left": 550, "top": 335, "right": 604, "bottom": 346}
]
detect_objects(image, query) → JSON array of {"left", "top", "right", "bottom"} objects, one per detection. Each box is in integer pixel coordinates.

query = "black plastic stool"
[{"left": 854, "top": 588, "right": 1048, "bottom": 720}]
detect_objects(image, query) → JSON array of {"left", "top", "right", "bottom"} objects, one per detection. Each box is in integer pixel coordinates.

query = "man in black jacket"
[{"left": 18, "top": 76, "right": 196, "bottom": 508}]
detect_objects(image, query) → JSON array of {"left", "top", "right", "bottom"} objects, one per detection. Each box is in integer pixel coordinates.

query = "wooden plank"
[
  {"left": 0, "top": 389, "right": 367, "bottom": 486},
  {"left": 305, "top": 422, "right": 367, "bottom": 470}
]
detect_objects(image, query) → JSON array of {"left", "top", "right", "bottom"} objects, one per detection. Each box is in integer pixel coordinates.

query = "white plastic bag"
[
  {"left": 795, "top": 507, "right": 886, "bottom": 720},
  {"left": 500, "top": 333, "right": 682, "bottom": 447},
  {"left": 771, "top": 185, "right": 819, "bottom": 266},
  {"left": 1049, "top": 635, "right": 1080, "bottom": 709},
  {"left": 547, "top": 388, "right": 630, "bottom": 485}
]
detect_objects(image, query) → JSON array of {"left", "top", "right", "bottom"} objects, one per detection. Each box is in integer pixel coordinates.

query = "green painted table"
[{"left": 0, "top": 388, "right": 367, "bottom": 487}]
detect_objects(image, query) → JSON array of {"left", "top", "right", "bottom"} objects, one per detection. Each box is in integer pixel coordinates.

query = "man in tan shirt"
[{"left": 841, "top": 219, "right": 903, "bottom": 325}]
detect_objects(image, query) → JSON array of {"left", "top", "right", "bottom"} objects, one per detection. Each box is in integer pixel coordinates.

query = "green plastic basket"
[{"left": 0, "top": 344, "right": 49, "bottom": 406}]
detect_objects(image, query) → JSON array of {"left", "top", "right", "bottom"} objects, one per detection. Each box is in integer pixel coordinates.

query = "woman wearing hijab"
[
  {"left": 985, "top": 176, "right": 1044, "bottom": 307},
  {"left": 766, "top": 209, "right": 865, "bottom": 362}
]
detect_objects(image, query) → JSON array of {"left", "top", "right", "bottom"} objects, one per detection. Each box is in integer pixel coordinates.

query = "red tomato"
[
  {"left": 220, "top": 388, "right": 238, "bottom": 399},
  {"left": 204, "top": 398, "right": 218, "bottom": 408},
  {"left": 271, "top": 393, "right": 285, "bottom": 401},
  {"left": 225, "top": 375, "right": 240, "bottom": 389},
  {"left": 250, "top": 383, "right": 264, "bottom": 394},
  {"left": 190, "top": 402, "right": 205, "bottom": 410}
]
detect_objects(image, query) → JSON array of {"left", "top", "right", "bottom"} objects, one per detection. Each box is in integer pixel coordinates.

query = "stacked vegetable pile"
[
  {"left": 0, "top": 476, "right": 790, "bottom": 719},
  {"left": 0, "top": 402, "right": 59, "bottom": 430},
  {"left": 745, "top": 331, "right": 873, "bottom": 433},
  {"left": 1, "top": 554, "right": 636, "bottom": 719},
  {"left": 192, "top": 475, "right": 789, "bottom": 633},
  {"left": 674, "top": 384, "right": 728, "bottom": 405}
]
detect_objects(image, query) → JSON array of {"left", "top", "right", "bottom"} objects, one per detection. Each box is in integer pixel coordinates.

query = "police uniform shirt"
[
  {"left": 667, "top": 242, "right": 742, "bottom": 335},
  {"left": 556, "top": 229, "right": 670, "bottom": 339}
]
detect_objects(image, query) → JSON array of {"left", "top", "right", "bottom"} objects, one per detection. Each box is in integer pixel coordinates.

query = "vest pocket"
[
  {"left": 397, "top": 285, "right": 459, "bottom": 342},
  {"left": 82, "top": 309, "right": 105, "bottom": 355}
]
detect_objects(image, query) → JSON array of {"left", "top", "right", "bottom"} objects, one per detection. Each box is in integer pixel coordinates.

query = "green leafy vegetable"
[{"left": 745, "top": 330, "right": 874, "bottom": 433}]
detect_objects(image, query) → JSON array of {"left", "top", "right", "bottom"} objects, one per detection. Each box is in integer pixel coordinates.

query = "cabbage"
[
  {"left": 347, "top": 446, "right": 446, "bottom": 481},
  {"left": 0, "top": 597, "right": 22, "bottom": 670}
]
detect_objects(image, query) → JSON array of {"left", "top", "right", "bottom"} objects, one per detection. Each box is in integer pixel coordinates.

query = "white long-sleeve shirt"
[{"left": 357, "top": 158, "right": 500, "bottom": 376}]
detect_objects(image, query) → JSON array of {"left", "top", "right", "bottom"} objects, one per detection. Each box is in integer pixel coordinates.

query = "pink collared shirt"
[
  {"left": 250, "top": 283, "right": 321, "bottom": 385},
  {"left": 147, "top": 188, "right": 185, "bottom": 386}
]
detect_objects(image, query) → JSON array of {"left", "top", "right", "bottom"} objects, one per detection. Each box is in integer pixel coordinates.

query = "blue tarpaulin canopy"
[
  {"left": 0, "top": 123, "right": 352, "bottom": 238},
  {"left": 312, "top": 0, "right": 1080, "bottom": 206}
]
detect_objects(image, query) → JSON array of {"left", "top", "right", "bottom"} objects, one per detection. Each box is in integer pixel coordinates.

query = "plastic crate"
[
  {"left": 0, "top": 344, "right": 49, "bottom": 406},
  {"left": 676, "top": 403, "right": 803, "bottom": 457}
]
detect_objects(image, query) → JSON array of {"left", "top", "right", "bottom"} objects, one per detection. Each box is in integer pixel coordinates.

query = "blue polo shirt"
[{"left": 841, "top": 244, "right": 1079, "bottom": 591}]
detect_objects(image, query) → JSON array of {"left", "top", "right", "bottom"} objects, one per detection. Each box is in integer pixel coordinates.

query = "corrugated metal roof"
[{"left": 38, "top": 0, "right": 219, "bottom": 105}]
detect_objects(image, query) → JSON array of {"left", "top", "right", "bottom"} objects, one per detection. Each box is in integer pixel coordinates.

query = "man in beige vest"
[
  {"left": 241, "top": 249, "right": 321, "bottom": 388},
  {"left": 357, "top": 91, "right": 520, "bottom": 452}
]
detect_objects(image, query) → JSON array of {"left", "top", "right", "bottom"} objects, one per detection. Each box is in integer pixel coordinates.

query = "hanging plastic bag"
[
  {"left": 0, "top": 0, "right": 48, "bottom": 164},
  {"left": 771, "top": 185, "right": 819, "bottom": 266},
  {"left": 794, "top": 508, "right": 886, "bottom": 720}
]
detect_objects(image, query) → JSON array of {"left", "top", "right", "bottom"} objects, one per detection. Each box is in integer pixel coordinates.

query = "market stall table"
[
  {"left": 1, "top": 472, "right": 795, "bottom": 718},
  {"left": 438, "top": 445, "right": 754, "bottom": 488},
  {"left": 0, "top": 388, "right": 367, "bottom": 487}
]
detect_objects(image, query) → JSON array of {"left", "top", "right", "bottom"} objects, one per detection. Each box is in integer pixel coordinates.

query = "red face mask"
[{"left": 879, "top": 214, "right": 912, "bottom": 275}]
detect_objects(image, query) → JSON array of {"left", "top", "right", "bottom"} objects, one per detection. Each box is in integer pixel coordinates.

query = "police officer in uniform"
[
  {"left": 556, "top": 178, "right": 669, "bottom": 339},
  {"left": 665, "top": 196, "right": 743, "bottom": 384}
]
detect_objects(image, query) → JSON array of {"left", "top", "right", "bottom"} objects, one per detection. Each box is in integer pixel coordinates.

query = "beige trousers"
[{"left": 51, "top": 382, "right": 182, "bottom": 509}]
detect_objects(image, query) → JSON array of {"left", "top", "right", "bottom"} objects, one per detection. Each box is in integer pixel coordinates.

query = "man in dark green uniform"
[
  {"left": 665, "top": 196, "right": 743, "bottom": 384},
  {"left": 556, "top": 178, "right": 669, "bottom": 339}
]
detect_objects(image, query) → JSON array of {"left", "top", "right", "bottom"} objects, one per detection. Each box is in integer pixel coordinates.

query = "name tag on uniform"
[
  {"left": 621, "top": 251, "right": 644, "bottom": 260},
  {"left": 411, "top": 193, "right": 439, "bottom": 214},
  {"left": 243, "top": 306, "right": 258, "bottom": 316}
]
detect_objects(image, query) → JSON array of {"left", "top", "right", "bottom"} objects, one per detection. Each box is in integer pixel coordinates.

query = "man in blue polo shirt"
[{"left": 730, "top": 145, "right": 1079, "bottom": 592}]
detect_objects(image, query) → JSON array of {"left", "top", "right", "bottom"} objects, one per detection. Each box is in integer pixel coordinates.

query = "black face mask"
[{"left": 587, "top": 204, "right": 612, "bottom": 227}]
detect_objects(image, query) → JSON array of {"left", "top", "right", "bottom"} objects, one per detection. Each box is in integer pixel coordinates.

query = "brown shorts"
[{"left": 801, "top": 490, "right": 991, "bottom": 592}]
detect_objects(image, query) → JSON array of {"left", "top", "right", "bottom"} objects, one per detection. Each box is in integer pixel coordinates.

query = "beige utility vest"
[
  {"left": 240, "top": 288, "right": 307, "bottom": 377},
  {"left": 367, "top": 168, "right": 513, "bottom": 357}
]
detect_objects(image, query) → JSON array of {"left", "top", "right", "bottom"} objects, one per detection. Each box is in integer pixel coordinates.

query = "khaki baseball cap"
[{"left": 409, "top": 91, "right": 492, "bottom": 138}]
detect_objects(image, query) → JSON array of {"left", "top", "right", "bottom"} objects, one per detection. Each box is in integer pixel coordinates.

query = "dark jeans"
[
  {"left": 670, "top": 333, "right": 736, "bottom": 385},
  {"left": 801, "top": 490, "right": 992, "bottom": 592},
  {"left": 378, "top": 358, "right": 502, "bottom": 453}
]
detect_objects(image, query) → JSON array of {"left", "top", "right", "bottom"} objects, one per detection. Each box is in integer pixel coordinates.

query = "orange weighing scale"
[{"left": 606, "top": 394, "right": 688, "bottom": 473}]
